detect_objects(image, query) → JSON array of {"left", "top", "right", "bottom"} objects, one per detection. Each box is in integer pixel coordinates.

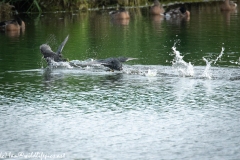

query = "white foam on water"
[
  {"left": 69, "top": 59, "right": 106, "bottom": 72},
  {"left": 144, "top": 69, "right": 157, "bottom": 77},
  {"left": 122, "top": 65, "right": 158, "bottom": 77},
  {"left": 48, "top": 59, "right": 73, "bottom": 69},
  {"left": 123, "top": 67, "right": 145, "bottom": 76}
]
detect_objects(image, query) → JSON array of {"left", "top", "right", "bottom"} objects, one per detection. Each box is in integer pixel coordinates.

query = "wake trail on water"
[
  {"left": 41, "top": 42, "right": 227, "bottom": 80},
  {"left": 44, "top": 58, "right": 159, "bottom": 77},
  {"left": 47, "top": 59, "right": 73, "bottom": 69}
]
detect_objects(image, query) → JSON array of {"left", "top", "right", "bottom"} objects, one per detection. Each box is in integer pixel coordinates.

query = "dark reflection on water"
[{"left": 0, "top": 1, "right": 240, "bottom": 160}]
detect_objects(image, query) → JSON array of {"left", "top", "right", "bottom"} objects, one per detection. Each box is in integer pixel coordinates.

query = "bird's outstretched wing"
[
  {"left": 56, "top": 35, "right": 69, "bottom": 55},
  {"left": 117, "top": 57, "right": 138, "bottom": 62},
  {"left": 40, "top": 44, "right": 65, "bottom": 62}
]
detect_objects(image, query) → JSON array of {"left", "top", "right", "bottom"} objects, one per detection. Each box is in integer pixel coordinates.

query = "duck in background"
[
  {"left": 0, "top": 9, "right": 25, "bottom": 32},
  {"left": 220, "top": 0, "right": 237, "bottom": 11},
  {"left": 150, "top": 0, "right": 165, "bottom": 15},
  {"left": 109, "top": 7, "right": 130, "bottom": 25},
  {"left": 163, "top": 6, "right": 190, "bottom": 20},
  {"left": 109, "top": 7, "right": 130, "bottom": 20}
]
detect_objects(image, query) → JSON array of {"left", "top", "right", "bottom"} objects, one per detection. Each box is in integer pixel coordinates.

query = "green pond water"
[{"left": 0, "top": 2, "right": 240, "bottom": 160}]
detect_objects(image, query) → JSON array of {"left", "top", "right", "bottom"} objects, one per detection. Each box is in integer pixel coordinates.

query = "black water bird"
[
  {"left": 40, "top": 35, "right": 69, "bottom": 63},
  {"left": 40, "top": 35, "right": 137, "bottom": 71},
  {"left": 97, "top": 57, "right": 137, "bottom": 71}
]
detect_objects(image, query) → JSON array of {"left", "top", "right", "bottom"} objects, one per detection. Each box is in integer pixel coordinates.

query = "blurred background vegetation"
[{"left": 0, "top": 0, "right": 216, "bottom": 13}]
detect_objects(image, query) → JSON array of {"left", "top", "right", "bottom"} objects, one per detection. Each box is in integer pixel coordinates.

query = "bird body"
[
  {"left": 0, "top": 11, "right": 25, "bottom": 31},
  {"left": 40, "top": 35, "right": 137, "bottom": 71},
  {"left": 109, "top": 8, "right": 130, "bottom": 19},
  {"left": 40, "top": 35, "right": 69, "bottom": 63},
  {"left": 97, "top": 57, "right": 137, "bottom": 71},
  {"left": 150, "top": 0, "right": 165, "bottom": 15},
  {"left": 220, "top": 0, "right": 237, "bottom": 10}
]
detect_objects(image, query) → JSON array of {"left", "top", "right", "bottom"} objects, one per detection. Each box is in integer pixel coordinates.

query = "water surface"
[{"left": 0, "top": 2, "right": 240, "bottom": 160}]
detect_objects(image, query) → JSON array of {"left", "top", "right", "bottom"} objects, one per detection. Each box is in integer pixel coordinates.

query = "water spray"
[
  {"left": 201, "top": 47, "right": 225, "bottom": 79},
  {"left": 171, "top": 43, "right": 194, "bottom": 77},
  {"left": 213, "top": 47, "right": 225, "bottom": 64}
]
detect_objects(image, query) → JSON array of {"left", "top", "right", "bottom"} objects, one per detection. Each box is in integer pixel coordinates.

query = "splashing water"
[
  {"left": 201, "top": 47, "right": 225, "bottom": 79},
  {"left": 122, "top": 65, "right": 158, "bottom": 77},
  {"left": 171, "top": 45, "right": 194, "bottom": 77},
  {"left": 145, "top": 69, "right": 157, "bottom": 77},
  {"left": 69, "top": 59, "right": 105, "bottom": 71},
  {"left": 45, "top": 34, "right": 59, "bottom": 50},
  {"left": 214, "top": 47, "right": 225, "bottom": 64},
  {"left": 48, "top": 59, "right": 73, "bottom": 69},
  {"left": 202, "top": 57, "right": 212, "bottom": 79}
]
